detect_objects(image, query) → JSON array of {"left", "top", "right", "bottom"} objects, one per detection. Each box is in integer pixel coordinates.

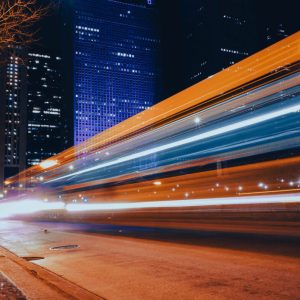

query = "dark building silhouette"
[
  {"left": 0, "top": 47, "right": 27, "bottom": 190},
  {"left": 26, "top": 52, "right": 65, "bottom": 166},
  {"left": 181, "top": 0, "right": 255, "bottom": 87},
  {"left": 157, "top": 0, "right": 299, "bottom": 98}
]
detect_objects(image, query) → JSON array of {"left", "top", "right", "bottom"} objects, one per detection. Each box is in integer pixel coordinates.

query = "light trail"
[
  {"left": 240, "top": 188, "right": 300, "bottom": 195},
  {"left": 3, "top": 33, "right": 300, "bottom": 221},
  {"left": 0, "top": 200, "right": 65, "bottom": 219},
  {"left": 39, "top": 160, "right": 58, "bottom": 169},
  {"left": 3, "top": 193, "right": 298, "bottom": 218},
  {"left": 47, "top": 103, "right": 300, "bottom": 183},
  {"left": 66, "top": 193, "right": 300, "bottom": 212}
]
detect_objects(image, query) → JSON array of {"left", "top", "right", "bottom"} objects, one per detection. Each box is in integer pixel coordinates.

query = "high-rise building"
[
  {"left": 26, "top": 52, "right": 65, "bottom": 166},
  {"left": 72, "top": 0, "right": 161, "bottom": 144},
  {"left": 258, "top": 1, "right": 298, "bottom": 48},
  {"left": 181, "top": 0, "right": 255, "bottom": 87},
  {"left": 158, "top": 0, "right": 299, "bottom": 97},
  {"left": 0, "top": 47, "right": 27, "bottom": 189}
]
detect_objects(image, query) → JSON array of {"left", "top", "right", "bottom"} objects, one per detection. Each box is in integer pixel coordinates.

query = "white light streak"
[
  {"left": 66, "top": 193, "right": 300, "bottom": 212},
  {"left": 0, "top": 200, "right": 65, "bottom": 219},
  {"left": 47, "top": 104, "right": 300, "bottom": 183},
  {"left": 39, "top": 160, "right": 58, "bottom": 169}
]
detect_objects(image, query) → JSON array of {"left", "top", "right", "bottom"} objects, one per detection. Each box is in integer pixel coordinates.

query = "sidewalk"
[
  {"left": 0, "top": 247, "right": 103, "bottom": 300},
  {"left": 0, "top": 271, "right": 26, "bottom": 299}
]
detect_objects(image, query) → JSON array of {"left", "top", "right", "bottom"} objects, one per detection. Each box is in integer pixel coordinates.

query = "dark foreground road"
[{"left": 0, "top": 220, "right": 300, "bottom": 299}]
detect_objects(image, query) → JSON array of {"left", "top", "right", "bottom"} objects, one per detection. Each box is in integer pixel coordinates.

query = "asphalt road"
[{"left": 0, "top": 220, "right": 300, "bottom": 300}]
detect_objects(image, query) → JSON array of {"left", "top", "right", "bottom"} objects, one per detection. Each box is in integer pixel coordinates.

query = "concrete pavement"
[
  {"left": 1, "top": 220, "right": 300, "bottom": 299},
  {"left": 0, "top": 238, "right": 103, "bottom": 300}
]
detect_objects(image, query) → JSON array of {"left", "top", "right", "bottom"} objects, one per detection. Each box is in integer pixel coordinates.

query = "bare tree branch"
[{"left": 0, "top": 0, "right": 53, "bottom": 55}]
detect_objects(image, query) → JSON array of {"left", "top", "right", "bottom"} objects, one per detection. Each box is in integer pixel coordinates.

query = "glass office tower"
[
  {"left": 73, "top": 0, "right": 160, "bottom": 144},
  {"left": 0, "top": 47, "right": 27, "bottom": 188},
  {"left": 26, "top": 52, "right": 64, "bottom": 166}
]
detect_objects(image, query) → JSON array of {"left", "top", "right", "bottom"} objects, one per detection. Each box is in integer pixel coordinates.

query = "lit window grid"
[{"left": 73, "top": 0, "right": 160, "bottom": 144}]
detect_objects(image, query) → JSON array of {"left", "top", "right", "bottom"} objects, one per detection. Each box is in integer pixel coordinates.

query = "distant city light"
[{"left": 153, "top": 181, "right": 162, "bottom": 186}]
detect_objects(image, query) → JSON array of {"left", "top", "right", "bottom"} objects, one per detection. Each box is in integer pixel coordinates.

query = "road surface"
[{"left": 0, "top": 220, "right": 300, "bottom": 299}]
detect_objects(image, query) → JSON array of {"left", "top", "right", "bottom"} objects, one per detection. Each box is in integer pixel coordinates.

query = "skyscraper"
[
  {"left": 258, "top": 1, "right": 298, "bottom": 48},
  {"left": 181, "top": 0, "right": 254, "bottom": 87},
  {"left": 72, "top": 0, "right": 161, "bottom": 144},
  {"left": 0, "top": 47, "right": 27, "bottom": 189},
  {"left": 158, "top": 0, "right": 299, "bottom": 98},
  {"left": 26, "top": 52, "right": 65, "bottom": 166}
]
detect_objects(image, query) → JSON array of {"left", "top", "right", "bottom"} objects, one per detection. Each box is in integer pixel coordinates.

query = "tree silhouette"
[{"left": 0, "top": 0, "right": 52, "bottom": 52}]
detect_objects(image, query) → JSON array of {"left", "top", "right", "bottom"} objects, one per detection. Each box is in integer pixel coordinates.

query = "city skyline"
[{"left": 0, "top": 0, "right": 299, "bottom": 184}]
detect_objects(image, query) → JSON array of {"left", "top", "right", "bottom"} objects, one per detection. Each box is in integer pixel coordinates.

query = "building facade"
[
  {"left": 181, "top": 0, "right": 255, "bottom": 87},
  {"left": 158, "top": 0, "right": 299, "bottom": 97},
  {"left": 0, "top": 47, "right": 27, "bottom": 190},
  {"left": 26, "top": 52, "right": 65, "bottom": 166},
  {"left": 73, "top": 0, "right": 161, "bottom": 144}
]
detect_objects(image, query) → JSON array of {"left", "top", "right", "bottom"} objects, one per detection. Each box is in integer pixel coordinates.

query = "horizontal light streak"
[
  {"left": 240, "top": 188, "right": 300, "bottom": 195},
  {"left": 1, "top": 193, "right": 298, "bottom": 218},
  {"left": 47, "top": 103, "right": 300, "bottom": 183},
  {"left": 66, "top": 193, "right": 300, "bottom": 212},
  {"left": 0, "top": 200, "right": 65, "bottom": 219}
]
